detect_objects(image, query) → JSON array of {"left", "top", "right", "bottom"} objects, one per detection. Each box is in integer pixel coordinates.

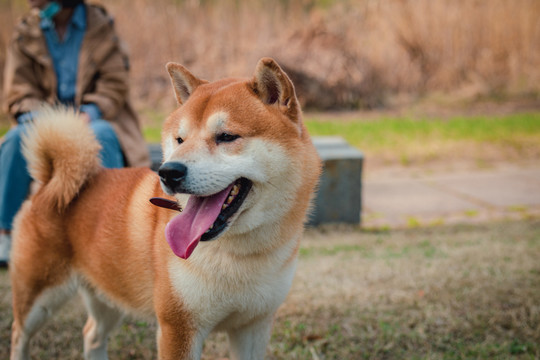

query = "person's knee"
[
  {"left": 90, "top": 120, "right": 117, "bottom": 142},
  {"left": 89, "top": 120, "right": 124, "bottom": 168}
]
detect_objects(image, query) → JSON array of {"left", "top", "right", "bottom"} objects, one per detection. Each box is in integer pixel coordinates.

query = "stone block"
[
  {"left": 308, "top": 137, "right": 363, "bottom": 226},
  {"left": 148, "top": 143, "right": 162, "bottom": 172}
]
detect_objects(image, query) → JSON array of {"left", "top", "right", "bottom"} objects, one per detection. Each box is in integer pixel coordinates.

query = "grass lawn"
[
  {"left": 1, "top": 219, "right": 539, "bottom": 359},
  {"left": 306, "top": 112, "right": 540, "bottom": 151},
  {"left": 305, "top": 112, "right": 540, "bottom": 167}
]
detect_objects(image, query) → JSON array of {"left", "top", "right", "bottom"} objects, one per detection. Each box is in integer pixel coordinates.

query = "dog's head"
[{"left": 158, "top": 58, "right": 320, "bottom": 259}]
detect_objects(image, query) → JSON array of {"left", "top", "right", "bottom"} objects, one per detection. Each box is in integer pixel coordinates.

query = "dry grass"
[
  {"left": 1, "top": 0, "right": 539, "bottom": 116},
  {"left": 1, "top": 219, "right": 539, "bottom": 359}
]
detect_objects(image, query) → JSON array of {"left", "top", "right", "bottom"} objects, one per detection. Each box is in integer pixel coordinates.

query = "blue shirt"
[{"left": 17, "top": 4, "right": 101, "bottom": 123}]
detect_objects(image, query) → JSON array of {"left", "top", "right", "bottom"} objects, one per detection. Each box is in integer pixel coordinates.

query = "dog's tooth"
[
  {"left": 231, "top": 185, "right": 239, "bottom": 196},
  {"left": 227, "top": 195, "right": 234, "bottom": 204},
  {"left": 222, "top": 204, "right": 228, "bottom": 210}
]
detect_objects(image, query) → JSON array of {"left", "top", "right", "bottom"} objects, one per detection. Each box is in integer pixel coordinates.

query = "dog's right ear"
[{"left": 166, "top": 62, "right": 207, "bottom": 105}]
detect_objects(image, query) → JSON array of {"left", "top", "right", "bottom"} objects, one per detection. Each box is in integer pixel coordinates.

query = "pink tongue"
[{"left": 165, "top": 184, "right": 233, "bottom": 259}]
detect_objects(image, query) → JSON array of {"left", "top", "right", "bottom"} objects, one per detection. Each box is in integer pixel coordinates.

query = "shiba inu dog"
[{"left": 9, "top": 58, "right": 321, "bottom": 360}]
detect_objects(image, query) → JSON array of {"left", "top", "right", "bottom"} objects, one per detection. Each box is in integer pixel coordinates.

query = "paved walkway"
[{"left": 362, "top": 164, "right": 540, "bottom": 228}]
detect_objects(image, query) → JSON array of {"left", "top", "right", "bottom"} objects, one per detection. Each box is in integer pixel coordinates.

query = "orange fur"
[
  {"left": 21, "top": 107, "right": 101, "bottom": 211},
  {"left": 10, "top": 58, "right": 321, "bottom": 360}
]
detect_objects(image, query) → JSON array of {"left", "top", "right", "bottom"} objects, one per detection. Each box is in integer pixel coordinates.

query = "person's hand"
[{"left": 80, "top": 112, "right": 91, "bottom": 123}]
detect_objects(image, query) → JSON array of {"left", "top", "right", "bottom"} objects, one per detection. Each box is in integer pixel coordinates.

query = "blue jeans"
[{"left": 0, "top": 119, "right": 124, "bottom": 230}]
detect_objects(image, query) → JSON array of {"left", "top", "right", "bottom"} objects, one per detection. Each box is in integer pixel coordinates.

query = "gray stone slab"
[
  {"left": 430, "top": 170, "right": 540, "bottom": 208},
  {"left": 364, "top": 179, "right": 481, "bottom": 222},
  {"left": 148, "top": 143, "right": 162, "bottom": 171},
  {"left": 363, "top": 166, "right": 540, "bottom": 227},
  {"left": 312, "top": 136, "right": 362, "bottom": 160}
]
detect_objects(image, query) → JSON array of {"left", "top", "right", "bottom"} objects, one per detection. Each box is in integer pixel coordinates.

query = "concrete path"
[{"left": 362, "top": 164, "right": 540, "bottom": 228}]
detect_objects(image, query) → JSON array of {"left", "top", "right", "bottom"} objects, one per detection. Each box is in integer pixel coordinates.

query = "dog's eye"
[
  {"left": 176, "top": 137, "right": 184, "bottom": 145},
  {"left": 216, "top": 133, "right": 240, "bottom": 144}
]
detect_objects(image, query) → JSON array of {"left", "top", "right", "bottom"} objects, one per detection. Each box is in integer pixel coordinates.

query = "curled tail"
[{"left": 22, "top": 106, "right": 102, "bottom": 211}]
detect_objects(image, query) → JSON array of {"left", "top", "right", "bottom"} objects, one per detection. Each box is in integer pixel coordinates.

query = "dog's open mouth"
[{"left": 164, "top": 178, "right": 252, "bottom": 259}]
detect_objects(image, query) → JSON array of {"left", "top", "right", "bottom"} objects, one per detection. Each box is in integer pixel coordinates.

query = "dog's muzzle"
[{"left": 158, "top": 162, "right": 187, "bottom": 193}]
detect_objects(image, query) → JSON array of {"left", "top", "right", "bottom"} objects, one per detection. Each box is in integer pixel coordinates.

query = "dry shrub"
[
  {"left": 1, "top": 0, "right": 539, "bottom": 113},
  {"left": 384, "top": 0, "right": 540, "bottom": 96}
]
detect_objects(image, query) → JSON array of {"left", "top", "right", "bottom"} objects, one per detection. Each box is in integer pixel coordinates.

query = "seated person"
[{"left": 0, "top": 0, "right": 150, "bottom": 266}]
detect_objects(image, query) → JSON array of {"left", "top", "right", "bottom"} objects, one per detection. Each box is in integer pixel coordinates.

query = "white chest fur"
[{"left": 167, "top": 237, "right": 298, "bottom": 332}]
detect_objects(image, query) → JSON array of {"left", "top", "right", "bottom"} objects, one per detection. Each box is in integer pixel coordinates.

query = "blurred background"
[
  {"left": 0, "top": 1, "right": 539, "bottom": 359},
  {"left": 2, "top": 0, "right": 539, "bottom": 172},
  {"left": 3, "top": 0, "right": 540, "bottom": 169},
  {"left": 1, "top": 0, "right": 539, "bottom": 113}
]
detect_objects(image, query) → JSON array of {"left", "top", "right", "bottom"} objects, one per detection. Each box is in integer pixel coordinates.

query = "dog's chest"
[{"left": 168, "top": 253, "right": 297, "bottom": 330}]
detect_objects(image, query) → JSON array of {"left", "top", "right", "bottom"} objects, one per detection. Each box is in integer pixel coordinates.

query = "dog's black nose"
[{"left": 158, "top": 162, "right": 188, "bottom": 191}]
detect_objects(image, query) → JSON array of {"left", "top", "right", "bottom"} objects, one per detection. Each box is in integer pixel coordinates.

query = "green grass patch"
[
  {"left": 140, "top": 108, "right": 167, "bottom": 143},
  {"left": 464, "top": 209, "right": 480, "bottom": 217},
  {"left": 406, "top": 216, "right": 422, "bottom": 228},
  {"left": 299, "top": 243, "right": 368, "bottom": 258},
  {"left": 143, "top": 127, "right": 162, "bottom": 143},
  {"left": 305, "top": 112, "right": 540, "bottom": 152},
  {"left": 0, "top": 125, "right": 8, "bottom": 138}
]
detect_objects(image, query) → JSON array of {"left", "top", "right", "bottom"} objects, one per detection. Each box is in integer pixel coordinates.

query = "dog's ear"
[
  {"left": 166, "top": 62, "right": 207, "bottom": 105},
  {"left": 251, "top": 58, "right": 301, "bottom": 122}
]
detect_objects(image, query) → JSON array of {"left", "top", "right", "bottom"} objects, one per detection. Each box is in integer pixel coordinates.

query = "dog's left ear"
[
  {"left": 251, "top": 58, "right": 301, "bottom": 124},
  {"left": 166, "top": 62, "right": 208, "bottom": 105}
]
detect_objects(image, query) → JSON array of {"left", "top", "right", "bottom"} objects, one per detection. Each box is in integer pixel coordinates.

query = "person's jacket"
[{"left": 3, "top": 4, "right": 150, "bottom": 167}]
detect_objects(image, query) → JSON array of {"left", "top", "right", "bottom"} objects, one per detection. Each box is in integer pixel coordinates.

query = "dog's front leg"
[
  {"left": 227, "top": 314, "right": 274, "bottom": 360},
  {"left": 156, "top": 321, "right": 204, "bottom": 360}
]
